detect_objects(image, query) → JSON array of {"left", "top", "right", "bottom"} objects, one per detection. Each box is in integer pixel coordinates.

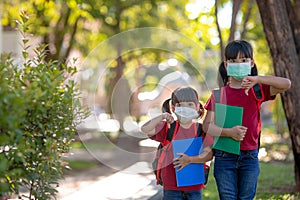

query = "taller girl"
[{"left": 203, "top": 40, "right": 291, "bottom": 200}]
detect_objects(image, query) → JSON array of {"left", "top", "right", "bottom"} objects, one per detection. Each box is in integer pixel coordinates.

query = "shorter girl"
[{"left": 141, "top": 86, "right": 213, "bottom": 200}]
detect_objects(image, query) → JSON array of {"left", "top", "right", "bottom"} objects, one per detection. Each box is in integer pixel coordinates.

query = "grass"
[
  {"left": 61, "top": 159, "right": 100, "bottom": 178},
  {"left": 202, "top": 161, "right": 299, "bottom": 200},
  {"left": 70, "top": 140, "right": 116, "bottom": 150},
  {"left": 63, "top": 160, "right": 99, "bottom": 171},
  {"left": 256, "top": 162, "right": 298, "bottom": 199},
  {"left": 202, "top": 125, "right": 299, "bottom": 200}
]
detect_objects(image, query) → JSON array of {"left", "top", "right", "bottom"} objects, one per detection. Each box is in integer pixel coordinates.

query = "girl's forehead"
[
  {"left": 230, "top": 52, "right": 246, "bottom": 59},
  {"left": 237, "top": 52, "right": 251, "bottom": 59},
  {"left": 227, "top": 52, "right": 251, "bottom": 61},
  {"left": 226, "top": 48, "right": 251, "bottom": 59},
  {"left": 177, "top": 101, "right": 197, "bottom": 105}
]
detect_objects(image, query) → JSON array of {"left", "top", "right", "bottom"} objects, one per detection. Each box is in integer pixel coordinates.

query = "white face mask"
[
  {"left": 227, "top": 62, "right": 251, "bottom": 81},
  {"left": 174, "top": 107, "right": 199, "bottom": 124}
]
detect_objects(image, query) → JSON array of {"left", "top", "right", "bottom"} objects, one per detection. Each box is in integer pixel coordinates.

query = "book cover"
[
  {"left": 172, "top": 137, "right": 205, "bottom": 187},
  {"left": 213, "top": 103, "right": 243, "bottom": 155}
]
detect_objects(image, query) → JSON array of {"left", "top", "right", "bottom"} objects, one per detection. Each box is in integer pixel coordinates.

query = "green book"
[{"left": 213, "top": 103, "right": 244, "bottom": 155}]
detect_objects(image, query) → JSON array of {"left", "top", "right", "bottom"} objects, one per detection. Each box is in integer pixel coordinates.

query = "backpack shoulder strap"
[
  {"left": 252, "top": 83, "right": 264, "bottom": 101},
  {"left": 251, "top": 83, "right": 264, "bottom": 145},
  {"left": 213, "top": 88, "right": 221, "bottom": 103},
  {"left": 196, "top": 122, "right": 205, "bottom": 138},
  {"left": 166, "top": 121, "right": 204, "bottom": 142},
  {"left": 166, "top": 121, "right": 177, "bottom": 142}
]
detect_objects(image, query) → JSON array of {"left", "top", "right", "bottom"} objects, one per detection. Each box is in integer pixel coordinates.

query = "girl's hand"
[
  {"left": 162, "top": 112, "right": 175, "bottom": 124},
  {"left": 241, "top": 76, "right": 258, "bottom": 95},
  {"left": 229, "top": 126, "right": 248, "bottom": 141},
  {"left": 173, "top": 153, "right": 191, "bottom": 171}
]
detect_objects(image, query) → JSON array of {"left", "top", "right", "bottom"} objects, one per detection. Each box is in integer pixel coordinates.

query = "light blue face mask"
[
  {"left": 227, "top": 62, "right": 251, "bottom": 81},
  {"left": 174, "top": 107, "right": 199, "bottom": 124}
]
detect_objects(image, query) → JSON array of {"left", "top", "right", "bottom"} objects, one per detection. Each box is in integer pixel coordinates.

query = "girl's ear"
[
  {"left": 196, "top": 103, "right": 200, "bottom": 111},
  {"left": 224, "top": 61, "right": 228, "bottom": 70},
  {"left": 197, "top": 102, "right": 204, "bottom": 118},
  {"left": 171, "top": 105, "right": 175, "bottom": 112},
  {"left": 251, "top": 59, "right": 255, "bottom": 68}
]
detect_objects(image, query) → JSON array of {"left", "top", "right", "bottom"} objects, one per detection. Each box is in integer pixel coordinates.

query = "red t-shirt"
[
  {"left": 150, "top": 121, "right": 214, "bottom": 191},
  {"left": 204, "top": 84, "right": 275, "bottom": 150}
]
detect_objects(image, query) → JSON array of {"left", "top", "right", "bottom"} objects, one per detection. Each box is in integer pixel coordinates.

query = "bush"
[{"left": 0, "top": 13, "right": 87, "bottom": 199}]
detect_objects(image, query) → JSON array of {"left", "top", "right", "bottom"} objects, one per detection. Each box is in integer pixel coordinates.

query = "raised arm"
[
  {"left": 141, "top": 113, "right": 174, "bottom": 136},
  {"left": 242, "top": 75, "right": 291, "bottom": 96}
]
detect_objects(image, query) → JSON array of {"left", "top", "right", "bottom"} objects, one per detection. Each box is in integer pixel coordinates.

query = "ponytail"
[
  {"left": 162, "top": 98, "right": 171, "bottom": 114},
  {"left": 251, "top": 64, "right": 258, "bottom": 76},
  {"left": 218, "top": 62, "right": 229, "bottom": 87},
  {"left": 198, "top": 102, "right": 204, "bottom": 118}
]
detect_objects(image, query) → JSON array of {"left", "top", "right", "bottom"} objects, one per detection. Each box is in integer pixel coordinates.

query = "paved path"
[
  {"left": 59, "top": 162, "right": 162, "bottom": 200},
  {"left": 56, "top": 132, "right": 163, "bottom": 199}
]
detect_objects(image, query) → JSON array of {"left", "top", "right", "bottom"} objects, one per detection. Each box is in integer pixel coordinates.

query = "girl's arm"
[
  {"left": 242, "top": 76, "right": 291, "bottom": 96},
  {"left": 173, "top": 146, "right": 213, "bottom": 171},
  {"left": 141, "top": 112, "right": 174, "bottom": 136},
  {"left": 203, "top": 110, "right": 247, "bottom": 140}
]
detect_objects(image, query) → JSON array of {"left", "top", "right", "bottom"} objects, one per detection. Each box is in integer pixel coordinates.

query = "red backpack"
[{"left": 152, "top": 121, "right": 210, "bottom": 185}]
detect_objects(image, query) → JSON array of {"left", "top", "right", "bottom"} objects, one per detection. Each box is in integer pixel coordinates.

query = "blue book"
[{"left": 172, "top": 137, "right": 204, "bottom": 187}]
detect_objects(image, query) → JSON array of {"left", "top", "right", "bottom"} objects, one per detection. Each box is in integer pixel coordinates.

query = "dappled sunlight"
[
  {"left": 261, "top": 134, "right": 281, "bottom": 144},
  {"left": 139, "top": 138, "right": 160, "bottom": 148},
  {"left": 259, "top": 128, "right": 292, "bottom": 162},
  {"left": 272, "top": 151, "right": 288, "bottom": 161},
  {"left": 258, "top": 147, "right": 269, "bottom": 161},
  {"left": 61, "top": 162, "right": 159, "bottom": 200}
]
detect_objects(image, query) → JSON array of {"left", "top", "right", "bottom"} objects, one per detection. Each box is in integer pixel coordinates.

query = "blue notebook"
[{"left": 172, "top": 137, "right": 205, "bottom": 187}]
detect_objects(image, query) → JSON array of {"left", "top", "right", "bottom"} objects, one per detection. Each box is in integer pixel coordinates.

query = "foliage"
[
  {"left": 0, "top": 13, "right": 87, "bottom": 199},
  {"left": 2, "top": 0, "right": 91, "bottom": 61},
  {"left": 1, "top": 0, "right": 273, "bottom": 93}
]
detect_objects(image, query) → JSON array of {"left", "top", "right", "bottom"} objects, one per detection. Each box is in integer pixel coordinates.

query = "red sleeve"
[
  {"left": 149, "top": 121, "right": 168, "bottom": 143},
  {"left": 203, "top": 134, "right": 214, "bottom": 148},
  {"left": 204, "top": 91, "right": 215, "bottom": 111},
  {"left": 261, "top": 84, "right": 276, "bottom": 101}
]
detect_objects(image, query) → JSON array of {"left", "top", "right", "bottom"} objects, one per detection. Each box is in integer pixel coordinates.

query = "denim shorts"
[
  {"left": 163, "top": 189, "right": 202, "bottom": 200},
  {"left": 213, "top": 149, "right": 260, "bottom": 200}
]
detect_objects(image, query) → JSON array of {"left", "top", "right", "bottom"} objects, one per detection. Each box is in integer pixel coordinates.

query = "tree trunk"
[
  {"left": 215, "top": 0, "right": 225, "bottom": 61},
  {"left": 256, "top": 0, "right": 300, "bottom": 191},
  {"left": 229, "top": 0, "right": 242, "bottom": 41},
  {"left": 106, "top": 41, "right": 125, "bottom": 115},
  {"left": 240, "top": 0, "right": 255, "bottom": 39}
]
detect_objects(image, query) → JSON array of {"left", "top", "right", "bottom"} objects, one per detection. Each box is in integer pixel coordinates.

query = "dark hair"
[
  {"left": 162, "top": 98, "right": 171, "bottom": 114},
  {"left": 162, "top": 86, "right": 204, "bottom": 118},
  {"left": 218, "top": 40, "right": 258, "bottom": 87}
]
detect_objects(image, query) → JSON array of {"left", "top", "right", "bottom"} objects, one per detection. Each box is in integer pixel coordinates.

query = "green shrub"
[{"left": 0, "top": 13, "right": 87, "bottom": 199}]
